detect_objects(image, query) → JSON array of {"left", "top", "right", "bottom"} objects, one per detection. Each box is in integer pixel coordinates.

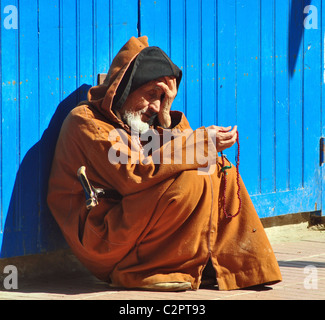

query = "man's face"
[{"left": 119, "top": 78, "right": 166, "bottom": 133}]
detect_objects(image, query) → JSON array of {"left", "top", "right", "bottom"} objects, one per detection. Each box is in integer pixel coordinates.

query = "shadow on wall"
[
  {"left": 288, "top": 0, "right": 312, "bottom": 77},
  {"left": 1, "top": 84, "right": 91, "bottom": 258}
]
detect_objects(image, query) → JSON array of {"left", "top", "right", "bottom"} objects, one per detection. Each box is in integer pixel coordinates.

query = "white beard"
[{"left": 123, "top": 110, "right": 150, "bottom": 134}]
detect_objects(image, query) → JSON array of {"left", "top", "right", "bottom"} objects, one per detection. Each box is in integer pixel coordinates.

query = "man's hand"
[
  {"left": 156, "top": 77, "right": 177, "bottom": 128},
  {"left": 207, "top": 125, "right": 238, "bottom": 152}
]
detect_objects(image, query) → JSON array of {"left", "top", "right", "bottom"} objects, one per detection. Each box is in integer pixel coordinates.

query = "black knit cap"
[{"left": 113, "top": 46, "right": 182, "bottom": 109}]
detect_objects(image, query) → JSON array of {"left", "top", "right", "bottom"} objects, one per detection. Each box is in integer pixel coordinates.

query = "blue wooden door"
[
  {"left": 0, "top": 0, "right": 139, "bottom": 258},
  {"left": 140, "top": 0, "right": 323, "bottom": 217},
  {"left": 0, "top": 0, "right": 323, "bottom": 258}
]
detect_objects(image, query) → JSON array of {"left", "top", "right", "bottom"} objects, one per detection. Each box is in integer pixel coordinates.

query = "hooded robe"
[{"left": 47, "top": 36, "right": 282, "bottom": 290}]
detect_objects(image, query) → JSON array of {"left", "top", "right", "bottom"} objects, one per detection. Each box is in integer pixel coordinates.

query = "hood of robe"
[{"left": 85, "top": 36, "right": 182, "bottom": 129}]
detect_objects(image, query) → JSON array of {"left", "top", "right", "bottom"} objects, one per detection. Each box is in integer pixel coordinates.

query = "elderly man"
[{"left": 47, "top": 36, "right": 281, "bottom": 292}]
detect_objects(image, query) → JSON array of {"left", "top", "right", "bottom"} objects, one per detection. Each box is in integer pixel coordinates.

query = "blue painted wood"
[
  {"left": 322, "top": 0, "right": 325, "bottom": 215},
  {"left": 288, "top": 0, "right": 304, "bottom": 192},
  {"left": 184, "top": 0, "right": 201, "bottom": 130},
  {"left": 95, "top": 0, "right": 111, "bottom": 73},
  {"left": 140, "top": 0, "right": 170, "bottom": 53},
  {"left": 0, "top": 0, "right": 323, "bottom": 258},
  {"left": 110, "top": 0, "right": 138, "bottom": 58},
  {"left": 236, "top": 0, "right": 260, "bottom": 195},
  {"left": 61, "top": 0, "right": 78, "bottom": 101},
  {"left": 17, "top": 0, "right": 40, "bottom": 254},
  {"left": 217, "top": 0, "right": 237, "bottom": 164},
  {"left": 139, "top": 0, "right": 323, "bottom": 217},
  {"left": 303, "top": 0, "right": 322, "bottom": 212},
  {"left": 275, "top": 0, "right": 290, "bottom": 192},
  {"left": 38, "top": 0, "right": 60, "bottom": 134},
  {"left": 78, "top": 0, "right": 95, "bottom": 89},
  {"left": 1, "top": 0, "right": 19, "bottom": 240},
  {"left": 169, "top": 0, "right": 186, "bottom": 114},
  {"left": 260, "top": 0, "right": 275, "bottom": 195},
  {"left": 0, "top": 3, "right": 2, "bottom": 236},
  {"left": 38, "top": 0, "right": 62, "bottom": 254},
  {"left": 201, "top": 0, "right": 217, "bottom": 127}
]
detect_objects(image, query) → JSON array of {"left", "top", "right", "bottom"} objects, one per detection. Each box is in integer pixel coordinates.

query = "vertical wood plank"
[
  {"left": 322, "top": 0, "right": 325, "bottom": 214},
  {"left": 38, "top": 0, "right": 61, "bottom": 252},
  {"left": 38, "top": 0, "right": 60, "bottom": 133},
  {"left": 139, "top": 0, "right": 170, "bottom": 53},
  {"left": 17, "top": 0, "right": 40, "bottom": 252},
  {"left": 217, "top": 0, "right": 237, "bottom": 163},
  {"left": 61, "top": 0, "right": 78, "bottom": 100},
  {"left": 288, "top": 0, "right": 303, "bottom": 191},
  {"left": 274, "top": 0, "right": 289, "bottom": 192},
  {"left": 303, "top": 0, "right": 322, "bottom": 209},
  {"left": 260, "top": 0, "right": 275, "bottom": 195},
  {"left": 78, "top": 0, "right": 95, "bottom": 93},
  {"left": 111, "top": 0, "right": 138, "bottom": 57},
  {"left": 236, "top": 0, "right": 260, "bottom": 195},
  {"left": 170, "top": 0, "right": 186, "bottom": 114},
  {"left": 185, "top": 0, "right": 201, "bottom": 129},
  {"left": 201, "top": 0, "right": 217, "bottom": 127},
  {"left": 0, "top": 0, "right": 19, "bottom": 236},
  {"left": 0, "top": 2, "right": 2, "bottom": 234},
  {"left": 95, "top": 0, "right": 111, "bottom": 74}
]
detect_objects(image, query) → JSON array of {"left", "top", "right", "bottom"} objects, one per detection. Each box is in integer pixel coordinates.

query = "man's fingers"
[
  {"left": 156, "top": 81, "right": 169, "bottom": 92},
  {"left": 218, "top": 135, "right": 237, "bottom": 151},
  {"left": 207, "top": 125, "right": 237, "bottom": 152},
  {"left": 218, "top": 126, "right": 237, "bottom": 141},
  {"left": 155, "top": 77, "right": 177, "bottom": 129},
  {"left": 165, "top": 76, "right": 176, "bottom": 87},
  {"left": 220, "top": 125, "right": 237, "bottom": 134},
  {"left": 156, "top": 79, "right": 177, "bottom": 98},
  {"left": 217, "top": 126, "right": 232, "bottom": 132}
]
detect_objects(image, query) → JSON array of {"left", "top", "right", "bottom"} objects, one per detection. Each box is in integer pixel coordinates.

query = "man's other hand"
[
  {"left": 207, "top": 125, "right": 238, "bottom": 152},
  {"left": 156, "top": 77, "right": 177, "bottom": 128}
]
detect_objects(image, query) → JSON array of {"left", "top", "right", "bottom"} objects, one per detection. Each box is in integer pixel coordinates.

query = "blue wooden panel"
[
  {"left": 140, "top": 0, "right": 170, "bottom": 53},
  {"left": 252, "top": 188, "right": 319, "bottom": 218},
  {"left": 1, "top": 0, "right": 19, "bottom": 238},
  {"left": 39, "top": 0, "right": 61, "bottom": 133},
  {"left": 61, "top": 0, "right": 78, "bottom": 100},
  {"left": 17, "top": 0, "right": 40, "bottom": 253},
  {"left": 95, "top": 0, "right": 111, "bottom": 73},
  {"left": 217, "top": 0, "right": 237, "bottom": 163},
  {"left": 78, "top": 0, "right": 95, "bottom": 91},
  {"left": 288, "top": 0, "right": 304, "bottom": 191},
  {"left": 37, "top": 0, "right": 62, "bottom": 254},
  {"left": 260, "top": 0, "right": 275, "bottom": 195},
  {"left": 236, "top": 0, "right": 260, "bottom": 195},
  {"left": 184, "top": 0, "right": 201, "bottom": 130},
  {"left": 303, "top": 0, "right": 322, "bottom": 211},
  {"left": 322, "top": 0, "right": 325, "bottom": 215},
  {"left": 19, "top": 1, "right": 39, "bottom": 160},
  {"left": 110, "top": 0, "right": 138, "bottom": 58},
  {"left": 275, "top": 0, "right": 290, "bottom": 192},
  {"left": 169, "top": 0, "right": 186, "bottom": 114},
  {"left": 201, "top": 0, "right": 217, "bottom": 127},
  {"left": 0, "top": 4, "right": 2, "bottom": 235}
]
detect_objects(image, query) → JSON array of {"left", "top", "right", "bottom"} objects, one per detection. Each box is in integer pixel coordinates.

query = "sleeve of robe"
[{"left": 47, "top": 104, "right": 218, "bottom": 280}]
